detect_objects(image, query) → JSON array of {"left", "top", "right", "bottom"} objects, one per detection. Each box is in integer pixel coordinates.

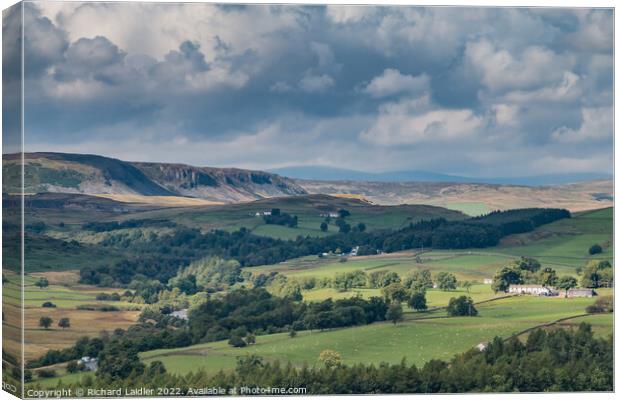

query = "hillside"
[
  {"left": 297, "top": 179, "right": 613, "bottom": 214},
  {"left": 3, "top": 152, "right": 612, "bottom": 212},
  {"left": 2, "top": 153, "right": 306, "bottom": 203}
]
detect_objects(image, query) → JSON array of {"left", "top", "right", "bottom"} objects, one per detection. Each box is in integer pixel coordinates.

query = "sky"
[{"left": 8, "top": 2, "right": 614, "bottom": 176}]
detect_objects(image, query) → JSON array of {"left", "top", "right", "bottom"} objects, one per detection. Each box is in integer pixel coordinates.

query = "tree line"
[
  {"left": 79, "top": 208, "right": 570, "bottom": 288},
  {"left": 27, "top": 323, "right": 611, "bottom": 393}
]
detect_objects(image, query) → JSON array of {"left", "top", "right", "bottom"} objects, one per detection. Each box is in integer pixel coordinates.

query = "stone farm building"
[
  {"left": 566, "top": 288, "right": 595, "bottom": 298},
  {"left": 508, "top": 284, "right": 555, "bottom": 296}
]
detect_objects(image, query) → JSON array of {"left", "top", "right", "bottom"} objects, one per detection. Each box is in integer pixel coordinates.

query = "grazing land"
[
  {"left": 7, "top": 189, "right": 612, "bottom": 391},
  {"left": 139, "top": 295, "right": 611, "bottom": 375}
]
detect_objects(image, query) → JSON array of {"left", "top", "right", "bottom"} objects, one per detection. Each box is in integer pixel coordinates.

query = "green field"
[
  {"left": 247, "top": 207, "right": 613, "bottom": 288},
  {"left": 301, "top": 284, "right": 504, "bottom": 309},
  {"left": 444, "top": 202, "right": 491, "bottom": 216},
  {"left": 17, "top": 198, "right": 613, "bottom": 389},
  {"left": 139, "top": 295, "right": 610, "bottom": 376}
]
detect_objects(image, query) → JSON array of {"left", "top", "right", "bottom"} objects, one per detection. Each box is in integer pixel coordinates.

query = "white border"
[{"left": 0, "top": 1, "right": 616, "bottom": 400}]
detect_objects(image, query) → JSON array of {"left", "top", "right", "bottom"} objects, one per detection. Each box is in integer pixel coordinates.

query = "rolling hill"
[
  {"left": 2, "top": 152, "right": 306, "bottom": 203},
  {"left": 297, "top": 179, "right": 613, "bottom": 214},
  {"left": 2, "top": 152, "right": 612, "bottom": 212}
]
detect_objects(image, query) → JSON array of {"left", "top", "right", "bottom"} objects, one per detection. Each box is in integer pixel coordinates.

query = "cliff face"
[
  {"left": 2, "top": 153, "right": 307, "bottom": 203},
  {"left": 132, "top": 162, "right": 307, "bottom": 202}
]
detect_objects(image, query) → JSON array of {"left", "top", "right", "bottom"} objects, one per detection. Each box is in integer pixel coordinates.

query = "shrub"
[
  {"left": 586, "top": 296, "right": 613, "bottom": 314},
  {"left": 66, "top": 361, "right": 79, "bottom": 374},
  {"left": 41, "top": 302, "right": 56, "bottom": 308},
  {"left": 588, "top": 244, "right": 603, "bottom": 255},
  {"left": 228, "top": 336, "right": 247, "bottom": 348},
  {"left": 36, "top": 369, "right": 56, "bottom": 378}
]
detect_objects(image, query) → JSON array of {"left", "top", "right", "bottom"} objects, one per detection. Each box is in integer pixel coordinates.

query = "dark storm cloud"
[{"left": 23, "top": 3, "right": 613, "bottom": 176}]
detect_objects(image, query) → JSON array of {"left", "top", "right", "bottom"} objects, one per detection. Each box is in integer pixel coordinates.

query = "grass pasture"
[
  {"left": 140, "top": 295, "right": 607, "bottom": 376},
  {"left": 248, "top": 251, "right": 514, "bottom": 284}
]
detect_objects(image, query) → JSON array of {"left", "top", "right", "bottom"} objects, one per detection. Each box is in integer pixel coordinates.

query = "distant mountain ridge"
[
  {"left": 3, "top": 152, "right": 307, "bottom": 203},
  {"left": 270, "top": 166, "right": 612, "bottom": 186}
]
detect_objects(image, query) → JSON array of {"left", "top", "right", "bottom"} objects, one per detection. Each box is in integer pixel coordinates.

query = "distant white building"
[
  {"left": 171, "top": 309, "right": 189, "bottom": 320},
  {"left": 78, "top": 356, "right": 98, "bottom": 371},
  {"left": 255, "top": 211, "right": 272, "bottom": 217},
  {"left": 320, "top": 212, "right": 340, "bottom": 218},
  {"left": 483, "top": 278, "right": 493, "bottom": 285},
  {"left": 475, "top": 343, "right": 487, "bottom": 351},
  {"left": 350, "top": 246, "right": 359, "bottom": 256},
  {"left": 508, "top": 284, "right": 555, "bottom": 296}
]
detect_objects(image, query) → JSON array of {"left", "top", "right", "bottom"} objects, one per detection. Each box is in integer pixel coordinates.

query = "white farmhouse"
[
  {"left": 508, "top": 284, "right": 555, "bottom": 296},
  {"left": 78, "top": 356, "right": 98, "bottom": 372},
  {"left": 483, "top": 278, "right": 493, "bottom": 285},
  {"left": 171, "top": 309, "right": 189, "bottom": 320}
]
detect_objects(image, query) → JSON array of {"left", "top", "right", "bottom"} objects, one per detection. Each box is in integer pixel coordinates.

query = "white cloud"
[
  {"left": 551, "top": 107, "right": 612, "bottom": 143},
  {"left": 184, "top": 66, "right": 249, "bottom": 92},
  {"left": 361, "top": 95, "right": 484, "bottom": 145},
  {"left": 325, "top": 5, "right": 375, "bottom": 24},
  {"left": 502, "top": 71, "right": 581, "bottom": 104},
  {"left": 465, "top": 39, "right": 574, "bottom": 93},
  {"left": 361, "top": 69, "right": 430, "bottom": 98},
  {"left": 298, "top": 74, "right": 335, "bottom": 93},
  {"left": 493, "top": 104, "right": 519, "bottom": 126}
]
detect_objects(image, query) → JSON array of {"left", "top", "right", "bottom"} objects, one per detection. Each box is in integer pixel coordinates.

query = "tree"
[
  {"left": 289, "top": 329, "right": 297, "bottom": 338},
  {"left": 381, "top": 283, "right": 408, "bottom": 303},
  {"left": 556, "top": 276, "right": 577, "bottom": 296},
  {"left": 39, "top": 316, "right": 53, "bottom": 329},
  {"left": 97, "top": 340, "right": 144, "bottom": 380},
  {"left": 66, "top": 360, "right": 79, "bottom": 374},
  {"left": 245, "top": 333, "right": 256, "bottom": 345},
  {"left": 408, "top": 291, "right": 427, "bottom": 311},
  {"left": 338, "top": 223, "right": 351, "bottom": 233},
  {"left": 589, "top": 244, "right": 603, "bottom": 255},
  {"left": 58, "top": 318, "right": 71, "bottom": 330},
  {"left": 320, "top": 222, "right": 328, "bottom": 232},
  {"left": 515, "top": 257, "right": 541, "bottom": 273},
  {"left": 318, "top": 349, "right": 342, "bottom": 368},
  {"left": 271, "top": 208, "right": 281, "bottom": 216},
  {"left": 338, "top": 209, "right": 351, "bottom": 218},
  {"left": 42, "top": 301, "right": 56, "bottom": 308},
  {"left": 492, "top": 266, "right": 523, "bottom": 293},
  {"left": 461, "top": 281, "right": 473, "bottom": 293},
  {"left": 356, "top": 223, "right": 366, "bottom": 232},
  {"left": 538, "top": 267, "right": 558, "bottom": 287},
  {"left": 386, "top": 303, "right": 404, "bottom": 324},
  {"left": 447, "top": 296, "right": 478, "bottom": 317},
  {"left": 35, "top": 278, "right": 49, "bottom": 289},
  {"left": 404, "top": 269, "right": 433, "bottom": 291},
  {"left": 580, "top": 260, "right": 613, "bottom": 288},
  {"left": 436, "top": 272, "right": 457, "bottom": 291},
  {"left": 228, "top": 335, "right": 247, "bottom": 348}
]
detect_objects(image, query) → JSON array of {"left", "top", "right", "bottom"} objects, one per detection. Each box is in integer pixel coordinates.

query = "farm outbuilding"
[{"left": 566, "top": 289, "right": 595, "bottom": 298}]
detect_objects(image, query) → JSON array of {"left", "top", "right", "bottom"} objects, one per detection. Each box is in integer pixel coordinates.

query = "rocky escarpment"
[
  {"left": 132, "top": 162, "right": 307, "bottom": 202},
  {"left": 2, "top": 153, "right": 306, "bottom": 203}
]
